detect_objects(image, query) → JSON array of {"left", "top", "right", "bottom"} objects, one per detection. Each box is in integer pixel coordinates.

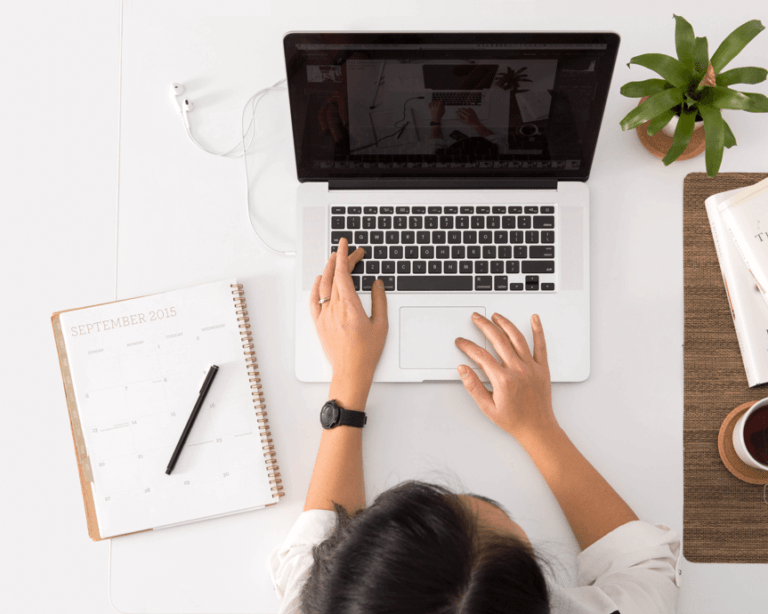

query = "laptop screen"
[{"left": 284, "top": 32, "right": 619, "bottom": 185}]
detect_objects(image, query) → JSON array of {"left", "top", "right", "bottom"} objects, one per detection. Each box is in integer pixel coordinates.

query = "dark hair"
[
  {"left": 440, "top": 136, "right": 499, "bottom": 161},
  {"left": 300, "top": 481, "right": 550, "bottom": 614}
]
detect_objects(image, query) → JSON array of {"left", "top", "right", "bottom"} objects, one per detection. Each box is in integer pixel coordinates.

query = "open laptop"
[{"left": 284, "top": 32, "right": 620, "bottom": 383}]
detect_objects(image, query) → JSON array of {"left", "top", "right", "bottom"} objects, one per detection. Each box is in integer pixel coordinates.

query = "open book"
[{"left": 52, "top": 279, "right": 283, "bottom": 540}]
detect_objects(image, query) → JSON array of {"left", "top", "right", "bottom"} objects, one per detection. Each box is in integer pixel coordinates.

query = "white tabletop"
[{"left": 111, "top": 1, "right": 768, "bottom": 612}]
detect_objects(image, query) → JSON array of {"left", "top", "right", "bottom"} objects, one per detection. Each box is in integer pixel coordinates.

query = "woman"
[{"left": 269, "top": 238, "right": 681, "bottom": 613}]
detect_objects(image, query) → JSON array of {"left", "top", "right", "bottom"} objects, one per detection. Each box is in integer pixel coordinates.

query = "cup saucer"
[{"left": 718, "top": 401, "right": 768, "bottom": 484}]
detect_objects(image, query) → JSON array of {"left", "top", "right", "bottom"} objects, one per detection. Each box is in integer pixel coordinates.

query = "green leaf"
[
  {"left": 673, "top": 15, "right": 696, "bottom": 73},
  {"left": 620, "top": 79, "right": 672, "bottom": 97},
  {"left": 619, "top": 88, "right": 685, "bottom": 131},
  {"left": 699, "top": 86, "right": 768, "bottom": 112},
  {"left": 627, "top": 54, "right": 694, "bottom": 89},
  {"left": 716, "top": 66, "right": 768, "bottom": 86},
  {"left": 711, "top": 20, "right": 765, "bottom": 73},
  {"left": 662, "top": 108, "right": 697, "bottom": 165},
  {"left": 722, "top": 118, "right": 737, "bottom": 148},
  {"left": 698, "top": 105, "right": 725, "bottom": 177},
  {"left": 647, "top": 108, "right": 677, "bottom": 136},
  {"left": 693, "top": 37, "right": 709, "bottom": 78}
]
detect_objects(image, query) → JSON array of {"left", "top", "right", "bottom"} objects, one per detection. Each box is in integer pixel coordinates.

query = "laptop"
[{"left": 284, "top": 32, "right": 620, "bottom": 383}]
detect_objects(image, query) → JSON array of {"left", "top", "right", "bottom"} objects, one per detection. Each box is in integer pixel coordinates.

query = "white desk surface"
[{"left": 108, "top": 1, "right": 768, "bottom": 613}]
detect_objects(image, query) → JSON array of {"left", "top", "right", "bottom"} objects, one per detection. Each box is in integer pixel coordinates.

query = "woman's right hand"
[{"left": 455, "top": 312, "right": 559, "bottom": 447}]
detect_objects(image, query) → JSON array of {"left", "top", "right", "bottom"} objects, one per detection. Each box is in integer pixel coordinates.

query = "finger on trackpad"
[{"left": 399, "top": 307, "right": 485, "bottom": 369}]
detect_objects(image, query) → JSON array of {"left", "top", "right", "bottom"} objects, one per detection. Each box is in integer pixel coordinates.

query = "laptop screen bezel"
[{"left": 283, "top": 31, "right": 620, "bottom": 187}]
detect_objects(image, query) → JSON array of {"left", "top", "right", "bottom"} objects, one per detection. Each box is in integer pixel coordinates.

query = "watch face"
[{"left": 321, "top": 402, "right": 339, "bottom": 428}]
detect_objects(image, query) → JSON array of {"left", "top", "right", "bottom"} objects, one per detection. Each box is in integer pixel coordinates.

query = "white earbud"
[
  {"left": 169, "top": 83, "right": 185, "bottom": 113},
  {"left": 181, "top": 98, "right": 193, "bottom": 127}
]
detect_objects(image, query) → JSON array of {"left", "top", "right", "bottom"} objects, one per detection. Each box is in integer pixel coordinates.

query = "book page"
[{"left": 59, "top": 279, "right": 275, "bottom": 538}]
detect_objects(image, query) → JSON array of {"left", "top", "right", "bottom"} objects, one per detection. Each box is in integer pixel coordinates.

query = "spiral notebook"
[{"left": 51, "top": 279, "right": 283, "bottom": 541}]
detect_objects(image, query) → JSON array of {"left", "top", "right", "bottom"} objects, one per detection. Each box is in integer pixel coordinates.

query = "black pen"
[{"left": 166, "top": 365, "right": 219, "bottom": 475}]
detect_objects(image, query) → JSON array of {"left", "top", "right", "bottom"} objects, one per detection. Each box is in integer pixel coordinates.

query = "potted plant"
[{"left": 619, "top": 15, "right": 768, "bottom": 177}]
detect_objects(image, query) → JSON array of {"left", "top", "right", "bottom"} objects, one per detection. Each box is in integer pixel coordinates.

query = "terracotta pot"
[{"left": 635, "top": 96, "right": 706, "bottom": 161}]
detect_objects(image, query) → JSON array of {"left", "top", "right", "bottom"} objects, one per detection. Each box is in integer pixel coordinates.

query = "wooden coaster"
[
  {"left": 636, "top": 121, "right": 706, "bottom": 161},
  {"left": 718, "top": 401, "right": 768, "bottom": 484}
]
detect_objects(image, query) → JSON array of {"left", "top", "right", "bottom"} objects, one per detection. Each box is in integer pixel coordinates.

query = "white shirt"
[{"left": 268, "top": 510, "right": 682, "bottom": 614}]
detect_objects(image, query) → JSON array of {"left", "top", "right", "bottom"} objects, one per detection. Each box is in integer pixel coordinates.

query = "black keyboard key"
[
  {"left": 412, "top": 206, "right": 426, "bottom": 214},
  {"left": 398, "top": 261, "right": 411, "bottom": 274},
  {"left": 331, "top": 206, "right": 345, "bottom": 214},
  {"left": 360, "top": 246, "right": 372, "bottom": 259},
  {"left": 354, "top": 231, "right": 368, "bottom": 243},
  {"left": 421, "top": 246, "right": 434, "bottom": 259},
  {"left": 525, "top": 206, "right": 539, "bottom": 214},
  {"left": 378, "top": 216, "right": 392, "bottom": 229},
  {"left": 522, "top": 261, "right": 555, "bottom": 274},
  {"left": 526, "top": 275, "right": 539, "bottom": 291},
  {"left": 348, "top": 206, "right": 362, "bottom": 214},
  {"left": 479, "top": 231, "right": 493, "bottom": 244},
  {"left": 351, "top": 275, "right": 360, "bottom": 290},
  {"left": 530, "top": 246, "right": 554, "bottom": 258},
  {"left": 471, "top": 216, "right": 485, "bottom": 229},
  {"left": 460, "top": 206, "right": 474, "bottom": 214},
  {"left": 452, "top": 246, "right": 465, "bottom": 259},
  {"left": 362, "top": 276, "right": 376, "bottom": 291},
  {"left": 331, "top": 231, "right": 353, "bottom": 244},
  {"left": 366, "top": 261, "right": 380, "bottom": 275},
  {"left": 475, "top": 261, "right": 489, "bottom": 274},
  {"left": 374, "top": 246, "right": 387, "bottom": 259},
  {"left": 514, "top": 246, "right": 528, "bottom": 259},
  {"left": 468, "top": 246, "right": 481, "bottom": 259},
  {"left": 390, "top": 246, "right": 403, "bottom": 259},
  {"left": 386, "top": 231, "right": 400, "bottom": 244},
  {"left": 401, "top": 231, "right": 415, "bottom": 244},
  {"left": 506, "top": 261, "right": 520, "bottom": 274},
  {"left": 477, "top": 206, "right": 490, "bottom": 214},
  {"left": 463, "top": 230, "right": 477, "bottom": 243},
  {"left": 448, "top": 231, "right": 462, "bottom": 244},
  {"left": 347, "top": 245, "right": 357, "bottom": 255},
  {"left": 396, "top": 206, "right": 410, "bottom": 214},
  {"left": 405, "top": 246, "right": 419, "bottom": 259},
  {"left": 432, "top": 231, "right": 446, "bottom": 244},
  {"left": 509, "top": 206, "right": 522, "bottom": 214},
  {"left": 370, "top": 231, "right": 384, "bottom": 244},
  {"left": 518, "top": 216, "right": 531, "bottom": 229},
  {"left": 409, "top": 216, "right": 423, "bottom": 229},
  {"left": 483, "top": 246, "right": 496, "bottom": 259},
  {"left": 491, "top": 260, "right": 504, "bottom": 274},
  {"left": 364, "top": 206, "right": 378, "bottom": 214},
  {"left": 397, "top": 275, "right": 473, "bottom": 291},
  {"left": 456, "top": 216, "right": 470, "bottom": 229},
  {"left": 413, "top": 261, "right": 427, "bottom": 274},
  {"left": 440, "top": 216, "right": 454, "bottom": 229},
  {"left": 499, "top": 246, "right": 512, "bottom": 259},
  {"left": 352, "top": 260, "right": 364, "bottom": 274},
  {"left": 331, "top": 216, "right": 345, "bottom": 229},
  {"left": 445, "top": 260, "right": 457, "bottom": 273},
  {"left": 459, "top": 261, "right": 472, "bottom": 273},
  {"left": 417, "top": 231, "right": 430, "bottom": 244},
  {"left": 510, "top": 231, "right": 523, "bottom": 244},
  {"left": 494, "top": 275, "right": 508, "bottom": 290},
  {"left": 378, "top": 276, "right": 395, "bottom": 291},
  {"left": 492, "top": 206, "right": 506, "bottom": 214},
  {"left": 510, "top": 282, "right": 524, "bottom": 291},
  {"left": 541, "top": 206, "right": 555, "bottom": 214},
  {"left": 428, "top": 206, "right": 442, "bottom": 214},
  {"left": 436, "top": 246, "right": 450, "bottom": 259},
  {"left": 487, "top": 216, "right": 500, "bottom": 229},
  {"left": 502, "top": 216, "right": 516, "bottom": 229},
  {"left": 347, "top": 216, "right": 361, "bottom": 229},
  {"left": 429, "top": 261, "right": 442, "bottom": 274},
  {"left": 445, "top": 206, "right": 458, "bottom": 214},
  {"left": 475, "top": 276, "right": 493, "bottom": 290},
  {"left": 380, "top": 206, "right": 394, "bottom": 214},
  {"left": 542, "top": 231, "right": 555, "bottom": 244},
  {"left": 363, "top": 216, "right": 376, "bottom": 229},
  {"left": 382, "top": 261, "right": 395, "bottom": 274},
  {"left": 494, "top": 231, "right": 508, "bottom": 244},
  {"left": 425, "top": 216, "right": 438, "bottom": 229},
  {"left": 542, "top": 283, "right": 555, "bottom": 291},
  {"left": 394, "top": 216, "right": 407, "bottom": 229},
  {"left": 533, "top": 216, "right": 555, "bottom": 229},
  {"left": 525, "top": 231, "right": 539, "bottom": 244}
]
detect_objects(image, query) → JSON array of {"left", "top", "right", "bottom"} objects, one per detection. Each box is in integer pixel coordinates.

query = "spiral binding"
[{"left": 232, "top": 284, "right": 284, "bottom": 499}]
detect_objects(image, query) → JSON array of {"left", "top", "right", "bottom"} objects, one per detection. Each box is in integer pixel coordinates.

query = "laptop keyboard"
[
  {"left": 330, "top": 205, "right": 556, "bottom": 293},
  {"left": 431, "top": 91, "right": 482, "bottom": 106}
]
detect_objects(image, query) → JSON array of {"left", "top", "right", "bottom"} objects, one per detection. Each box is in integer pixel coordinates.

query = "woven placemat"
[{"left": 684, "top": 172, "right": 768, "bottom": 563}]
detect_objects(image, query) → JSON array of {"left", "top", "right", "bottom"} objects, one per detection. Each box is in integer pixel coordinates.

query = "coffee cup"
[{"left": 732, "top": 398, "right": 768, "bottom": 471}]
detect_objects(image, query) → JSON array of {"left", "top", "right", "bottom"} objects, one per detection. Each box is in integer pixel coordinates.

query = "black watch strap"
[{"left": 338, "top": 408, "right": 367, "bottom": 428}]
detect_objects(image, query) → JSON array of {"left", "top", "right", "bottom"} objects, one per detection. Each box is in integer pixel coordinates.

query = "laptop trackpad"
[{"left": 399, "top": 307, "right": 485, "bottom": 369}]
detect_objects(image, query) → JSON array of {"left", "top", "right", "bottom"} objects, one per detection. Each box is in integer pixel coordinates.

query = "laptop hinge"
[{"left": 327, "top": 177, "right": 564, "bottom": 191}]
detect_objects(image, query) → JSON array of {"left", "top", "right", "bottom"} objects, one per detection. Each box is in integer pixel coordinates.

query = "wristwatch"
[
  {"left": 429, "top": 120, "right": 441, "bottom": 126},
  {"left": 320, "top": 399, "right": 367, "bottom": 429}
]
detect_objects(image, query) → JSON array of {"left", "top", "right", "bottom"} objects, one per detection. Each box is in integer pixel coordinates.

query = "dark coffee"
[{"left": 745, "top": 406, "right": 768, "bottom": 465}]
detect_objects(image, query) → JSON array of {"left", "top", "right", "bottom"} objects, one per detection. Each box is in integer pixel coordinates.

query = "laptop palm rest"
[{"left": 399, "top": 307, "right": 485, "bottom": 370}]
